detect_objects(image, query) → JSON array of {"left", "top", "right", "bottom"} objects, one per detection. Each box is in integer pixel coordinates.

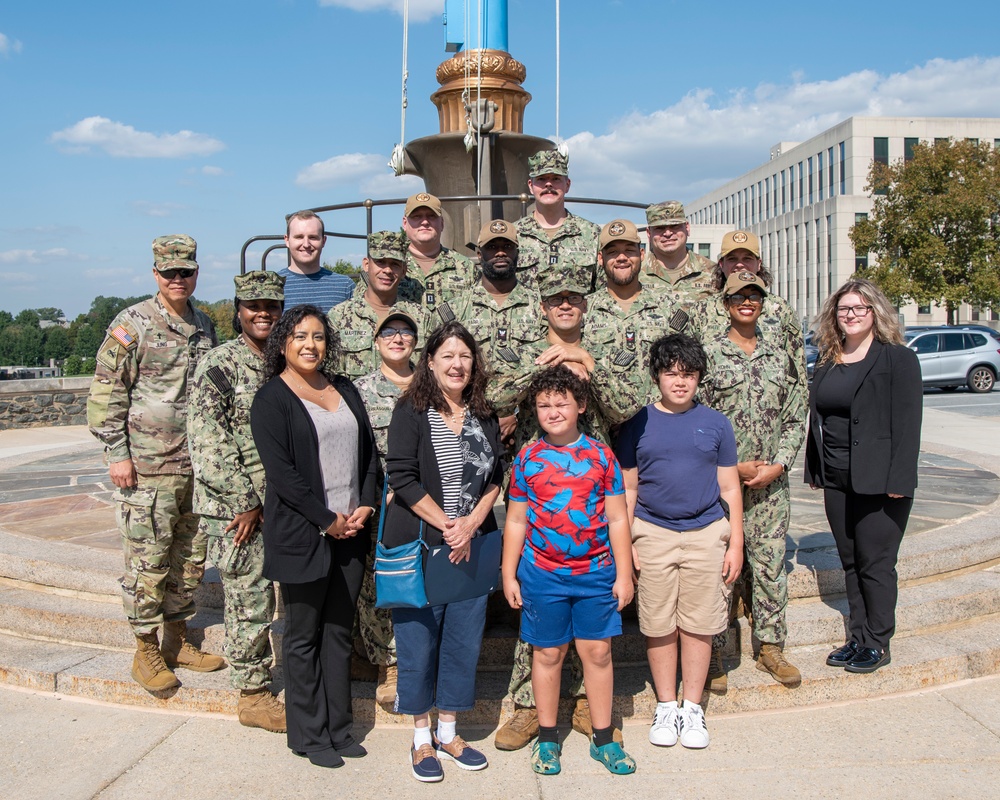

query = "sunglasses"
[{"left": 158, "top": 268, "right": 197, "bottom": 279}]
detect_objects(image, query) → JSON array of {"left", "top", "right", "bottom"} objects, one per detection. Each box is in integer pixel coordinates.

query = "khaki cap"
[
  {"left": 477, "top": 219, "right": 518, "bottom": 247},
  {"left": 719, "top": 230, "right": 761, "bottom": 260},
  {"left": 724, "top": 270, "right": 768, "bottom": 296},
  {"left": 599, "top": 219, "right": 641, "bottom": 249},
  {"left": 404, "top": 192, "right": 443, "bottom": 217}
]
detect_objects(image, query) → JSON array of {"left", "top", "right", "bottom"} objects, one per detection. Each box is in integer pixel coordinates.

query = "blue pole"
[{"left": 445, "top": 0, "right": 508, "bottom": 53}]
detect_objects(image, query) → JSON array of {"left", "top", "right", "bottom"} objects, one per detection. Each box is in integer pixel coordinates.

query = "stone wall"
[{"left": 0, "top": 377, "right": 92, "bottom": 430}]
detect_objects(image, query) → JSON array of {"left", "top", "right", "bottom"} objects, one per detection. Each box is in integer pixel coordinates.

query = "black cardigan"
[
  {"left": 250, "top": 374, "right": 377, "bottom": 583},
  {"left": 804, "top": 339, "right": 922, "bottom": 497},
  {"left": 382, "top": 399, "right": 504, "bottom": 549}
]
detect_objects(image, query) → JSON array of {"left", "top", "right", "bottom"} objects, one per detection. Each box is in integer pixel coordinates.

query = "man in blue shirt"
[{"left": 278, "top": 210, "right": 355, "bottom": 314}]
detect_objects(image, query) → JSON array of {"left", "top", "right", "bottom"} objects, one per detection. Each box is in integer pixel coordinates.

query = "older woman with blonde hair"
[{"left": 805, "top": 278, "right": 922, "bottom": 675}]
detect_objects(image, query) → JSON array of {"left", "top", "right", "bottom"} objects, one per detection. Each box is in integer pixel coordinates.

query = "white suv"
[{"left": 905, "top": 328, "right": 1000, "bottom": 393}]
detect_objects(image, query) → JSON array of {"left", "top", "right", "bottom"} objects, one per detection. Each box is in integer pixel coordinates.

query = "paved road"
[{"left": 923, "top": 387, "right": 1000, "bottom": 417}]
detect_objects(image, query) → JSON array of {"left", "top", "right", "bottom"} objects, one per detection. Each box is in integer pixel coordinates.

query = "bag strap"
[{"left": 375, "top": 475, "right": 426, "bottom": 547}]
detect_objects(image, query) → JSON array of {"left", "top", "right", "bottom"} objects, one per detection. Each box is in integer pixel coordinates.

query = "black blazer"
[
  {"left": 382, "top": 399, "right": 504, "bottom": 549},
  {"left": 805, "top": 339, "right": 922, "bottom": 497},
  {"left": 251, "top": 374, "right": 377, "bottom": 583}
]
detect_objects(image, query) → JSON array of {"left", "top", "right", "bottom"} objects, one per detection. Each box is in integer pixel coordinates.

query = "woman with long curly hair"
[
  {"left": 805, "top": 279, "right": 922, "bottom": 674},
  {"left": 382, "top": 320, "right": 504, "bottom": 782},
  {"left": 250, "top": 304, "right": 377, "bottom": 768}
]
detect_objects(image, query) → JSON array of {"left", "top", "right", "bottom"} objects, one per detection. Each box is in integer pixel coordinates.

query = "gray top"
[{"left": 303, "top": 398, "right": 360, "bottom": 517}]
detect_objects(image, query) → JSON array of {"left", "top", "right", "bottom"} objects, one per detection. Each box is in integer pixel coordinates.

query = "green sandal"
[
  {"left": 590, "top": 740, "right": 636, "bottom": 775},
  {"left": 531, "top": 741, "right": 561, "bottom": 775}
]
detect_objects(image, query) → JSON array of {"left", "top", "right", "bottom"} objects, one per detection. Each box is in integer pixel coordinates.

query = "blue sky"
[{"left": 2, "top": 0, "right": 999, "bottom": 317}]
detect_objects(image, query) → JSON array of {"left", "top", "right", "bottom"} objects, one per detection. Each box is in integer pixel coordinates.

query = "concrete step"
[{"left": 5, "top": 611, "right": 1000, "bottom": 726}]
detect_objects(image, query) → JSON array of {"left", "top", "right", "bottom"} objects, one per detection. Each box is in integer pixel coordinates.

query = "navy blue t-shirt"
[
  {"left": 615, "top": 402, "right": 738, "bottom": 531},
  {"left": 278, "top": 267, "right": 355, "bottom": 315}
]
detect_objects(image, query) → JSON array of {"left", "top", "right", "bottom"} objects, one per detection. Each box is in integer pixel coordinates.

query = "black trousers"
[
  {"left": 823, "top": 480, "right": 912, "bottom": 652},
  {"left": 280, "top": 537, "right": 366, "bottom": 754}
]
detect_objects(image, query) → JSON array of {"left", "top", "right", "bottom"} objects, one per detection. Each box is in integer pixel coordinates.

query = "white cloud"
[
  {"left": 295, "top": 152, "right": 389, "bottom": 190},
  {"left": 50, "top": 116, "right": 225, "bottom": 158},
  {"left": 0, "top": 33, "right": 23, "bottom": 57},
  {"left": 201, "top": 165, "right": 224, "bottom": 176},
  {"left": 318, "top": 0, "right": 441, "bottom": 23},
  {"left": 133, "top": 201, "right": 186, "bottom": 218},
  {"left": 0, "top": 248, "right": 87, "bottom": 269},
  {"left": 561, "top": 57, "right": 1000, "bottom": 202},
  {"left": 361, "top": 172, "right": 424, "bottom": 197},
  {"left": 83, "top": 267, "right": 133, "bottom": 280}
]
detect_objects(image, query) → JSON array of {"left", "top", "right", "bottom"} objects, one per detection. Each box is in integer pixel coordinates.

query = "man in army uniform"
[
  {"left": 641, "top": 200, "right": 715, "bottom": 310},
  {"left": 700, "top": 271, "right": 806, "bottom": 687},
  {"left": 397, "top": 192, "right": 476, "bottom": 315},
  {"left": 187, "top": 270, "right": 286, "bottom": 731},
  {"left": 515, "top": 150, "right": 601, "bottom": 294},
  {"left": 328, "top": 231, "right": 425, "bottom": 381},
  {"left": 492, "top": 272, "right": 628, "bottom": 752},
  {"left": 587, "top": 219, "right": 688, "bottom": 415},
  {"left": 353, "top": 310, "right": 419, "bottom": 710},
  {"left": 88, "top": 234, "right": 224, "bottom": 692},
  {"left": 447, "top": 219, "right": 546, "bottom": 444}
]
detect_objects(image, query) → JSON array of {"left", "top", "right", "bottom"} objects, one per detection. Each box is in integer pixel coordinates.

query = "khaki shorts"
[{"left": 632, "top": 515, "right": 731, "bottom": 637}]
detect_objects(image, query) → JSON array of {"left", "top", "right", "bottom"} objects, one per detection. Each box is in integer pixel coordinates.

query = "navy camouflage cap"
[
  {"left": 528, "top": 150, "right": 569, "bottom": 178},
  {"left": 477, "top": 219, "right": 518, "bottom": 247},
  {"left": 152, "top": 234, "right": 198, "bottom": 271},
  {"left": 646, "top": 201, "right": 688, "bottom": 227},
  {"left": 599, "top": 219, "right": 641, "bottom": 249},
  {"left": 234, "top": 270, "right": 285, "bottom": 302},
  {"left": 536, "top": 269, "right": 589, "bottom": 299},
  {"left": 368, "top": 230, "right": 409, "bottom": 262},
  {"left": 724, "top": 269, "right": 768, "bottom": 296}
]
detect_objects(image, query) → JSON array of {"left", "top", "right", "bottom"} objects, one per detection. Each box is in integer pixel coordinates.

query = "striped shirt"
[
  {"left": 278, "top": 267, "right": 355, "bottom": 315},
  {"left": 429, "top": 409, "right": 467, "bottom": 517}
]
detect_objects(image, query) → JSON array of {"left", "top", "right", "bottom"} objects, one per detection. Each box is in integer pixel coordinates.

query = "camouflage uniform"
[
  {"left": 352, "top": 368, "right": 403, "bottom": 667},
  {"left": 188, "top": 335, "right": 276, "bottom": 691},
  {"left": 398, "top": 247, "right": 477, "bottom": 312},
  {"left": 449, "top": 281, "right": 547, "bottom": 371},
  {"left": 688, "top": 291, "right": 807, "bottom": 398},
  {"left": 88, "top": 295, "right": 217, "bottom": 635},
  {"left": 515, "top": 212, "right": 601, "bottom": 295},
  {"left": 585, "top": 286, "right": 688, "bottom": 412},
  {"left": 328, "top": 294, "right": 426, "bottom": 381},
  {"left": 700, "top": 332, "right": 806, "bottom": 646},
  {"left": 640, "top": 250, "right": 716, "bottom": 311}
]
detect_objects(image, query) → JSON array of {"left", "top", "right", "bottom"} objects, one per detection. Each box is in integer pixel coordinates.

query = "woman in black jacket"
[
  {"left": 384, "top": 321, "right": 503, "bottom": 783},
  {"left": 805, "top": 279, "right": 922, "bottom": 674},
  {"left": 250, "top": 305, "right": 376, "bottom": 768}
]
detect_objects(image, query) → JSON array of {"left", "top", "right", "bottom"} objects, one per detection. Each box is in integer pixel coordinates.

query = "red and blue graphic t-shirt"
[{"left": 509, "top": 433, "right": 624, "bottom": 575}]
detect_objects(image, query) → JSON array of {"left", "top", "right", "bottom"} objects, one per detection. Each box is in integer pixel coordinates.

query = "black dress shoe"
[
  {"left": 844, "top": 647, "right": 891, "bottom": 674},
  {"left": 294, "top": 749, "right": 345, "bottom": 768},
  {"left": 334, "top": 739, "right": 367, "bottom": 758},
  {"left": 826, "top": 641, "right": 861, "bottom": 667}
]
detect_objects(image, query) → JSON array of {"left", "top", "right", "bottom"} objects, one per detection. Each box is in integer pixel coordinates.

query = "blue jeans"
[{"left": 392, "top": 594, "right": 488, "bottom": 715}]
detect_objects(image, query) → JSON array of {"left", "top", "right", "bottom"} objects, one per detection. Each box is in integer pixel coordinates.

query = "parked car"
[
  {"left": 904, "top": 329, "right": 1000, "bottom": 392},
  {"left": 906, "top": 324, "right": 1000, "bottom": 341}
]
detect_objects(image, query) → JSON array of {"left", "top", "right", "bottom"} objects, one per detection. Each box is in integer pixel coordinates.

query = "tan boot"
[
  {"left": 757, "top": 643, "right": 801, "bottom": 686},
  {"left": 160, "top": 621, "right": 226, "bottom": 672},
  {"left": 375, "top": 664, "right": 398, "bottom": 709},
  {"left": 494, "top": 707, "right": 539, "bottom": 751},
  {"left": 238, "top": 688, "right": 287, "bottom": 733},
  {"left": 571, "top": 697, "right": 623, "bottom": 742},
  {"left": 707, "top": 644, "right": 728, "bottom": 694},
  {"left": 132, "top": 632, "right": 179, "bottom": 692}
]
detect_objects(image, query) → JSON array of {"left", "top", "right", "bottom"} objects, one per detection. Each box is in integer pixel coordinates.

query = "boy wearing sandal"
[{"left": 501, "top": 365, "right": 636, "bottom": 776}]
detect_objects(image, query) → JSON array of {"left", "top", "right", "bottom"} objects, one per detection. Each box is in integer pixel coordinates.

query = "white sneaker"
[
  {"left": 649, "top": 701, "right": 679, "bottom": 746},
  {"left": 678, "top": 702, "right": 710, "bottom": 749}
]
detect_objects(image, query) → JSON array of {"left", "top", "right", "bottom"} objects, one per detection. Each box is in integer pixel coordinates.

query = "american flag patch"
[{"left": 111, "top": 325, "right": 135, "bottom": 348}]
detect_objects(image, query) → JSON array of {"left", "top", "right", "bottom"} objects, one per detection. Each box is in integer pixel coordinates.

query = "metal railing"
[{"left": 239, "top": 194, "right": 650, "bottom": 273}]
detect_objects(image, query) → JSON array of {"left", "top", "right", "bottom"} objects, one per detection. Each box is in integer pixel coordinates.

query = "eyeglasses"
[
  {"left": 543, "top": 293, "right": 585, "bottom": 307},
  {"left": 725, "top": 292, "right": 764, "bottom": 306},
  {"left": 836, "top": 305, "right": 873, "bottom": 317},
  {"left": 158, "top": 268, "right": 196, "bottom": 279},
  {"left": 377, "top": 327, "right": 416, "bottom": 341}
]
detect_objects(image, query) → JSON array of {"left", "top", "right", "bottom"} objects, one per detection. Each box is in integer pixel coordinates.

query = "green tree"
[
  {"left": 193, "top": 298, "right": 236, "bottom": 342},
  {"left": 850, "top": 138, "right": 1000, "bottom": 323},
  {"left": 33, "top": 307, "right": 66, "bottom": 323},
  {"left": 326, "top": 259, "right": 362, "bottom": 282},
  {"left": 43, "top": 326, "right": 71, "bottom": 362},
  {"left": 0, "top": 310, "right": 15, "bottom": 332}
]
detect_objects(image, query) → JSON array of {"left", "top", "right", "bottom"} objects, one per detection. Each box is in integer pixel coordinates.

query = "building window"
[
  {"left": 781, "top": 170, "right": 787, "bottom": 214},
  {"left": 828, "top": 146, "right": 835, "bottom": 196},
  {"left": 854, "top": 213, "right": 869, "bottom": 270},
  {"left": 873, "top": 138, "right": 889, "bottom": 195},
  {"left": 995, "top": 139, "right": 1000, "bottom": 150},
  {"left": 904, "top": 137, "right": 919, "bottom": 162},
  {"left": 935, "top": 137, "right": 949, "bottom": 145},
  {"left": 808, "top": 156, "right": 815, "bottom": 205},
  {"left": 789, "top": 166, "right": 795, "bottom": 208},
  {"left": 967, "top": 138, "right": 979, "bottom": 145},
  {"left": 798, "top": 162, "right": 804, "bottom": 208},
  {"left": 839, "top": 141, "right": 846, "bottom": 195},
  {"left": 698, "top": 243, "right": 710, "bottom": 258},
  {"left": 918, "top": 304, "right": 931, "bottom": 315},
  {"left": 805, "top": 221, "right": 811, "bottom": 264},
  {"left": 751, "top": 185, "right": 756, "bottom": 224},
  {"left": 765, "top": 177, "right": 771, "bottom": 218},
  {"left": 818, "top": 152, "right": 825, "bottom": 201}
]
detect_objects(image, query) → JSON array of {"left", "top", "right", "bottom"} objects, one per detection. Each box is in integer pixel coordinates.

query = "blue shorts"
[{"left": 517, "top": 559, "right": 622, "bottom": 647}]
